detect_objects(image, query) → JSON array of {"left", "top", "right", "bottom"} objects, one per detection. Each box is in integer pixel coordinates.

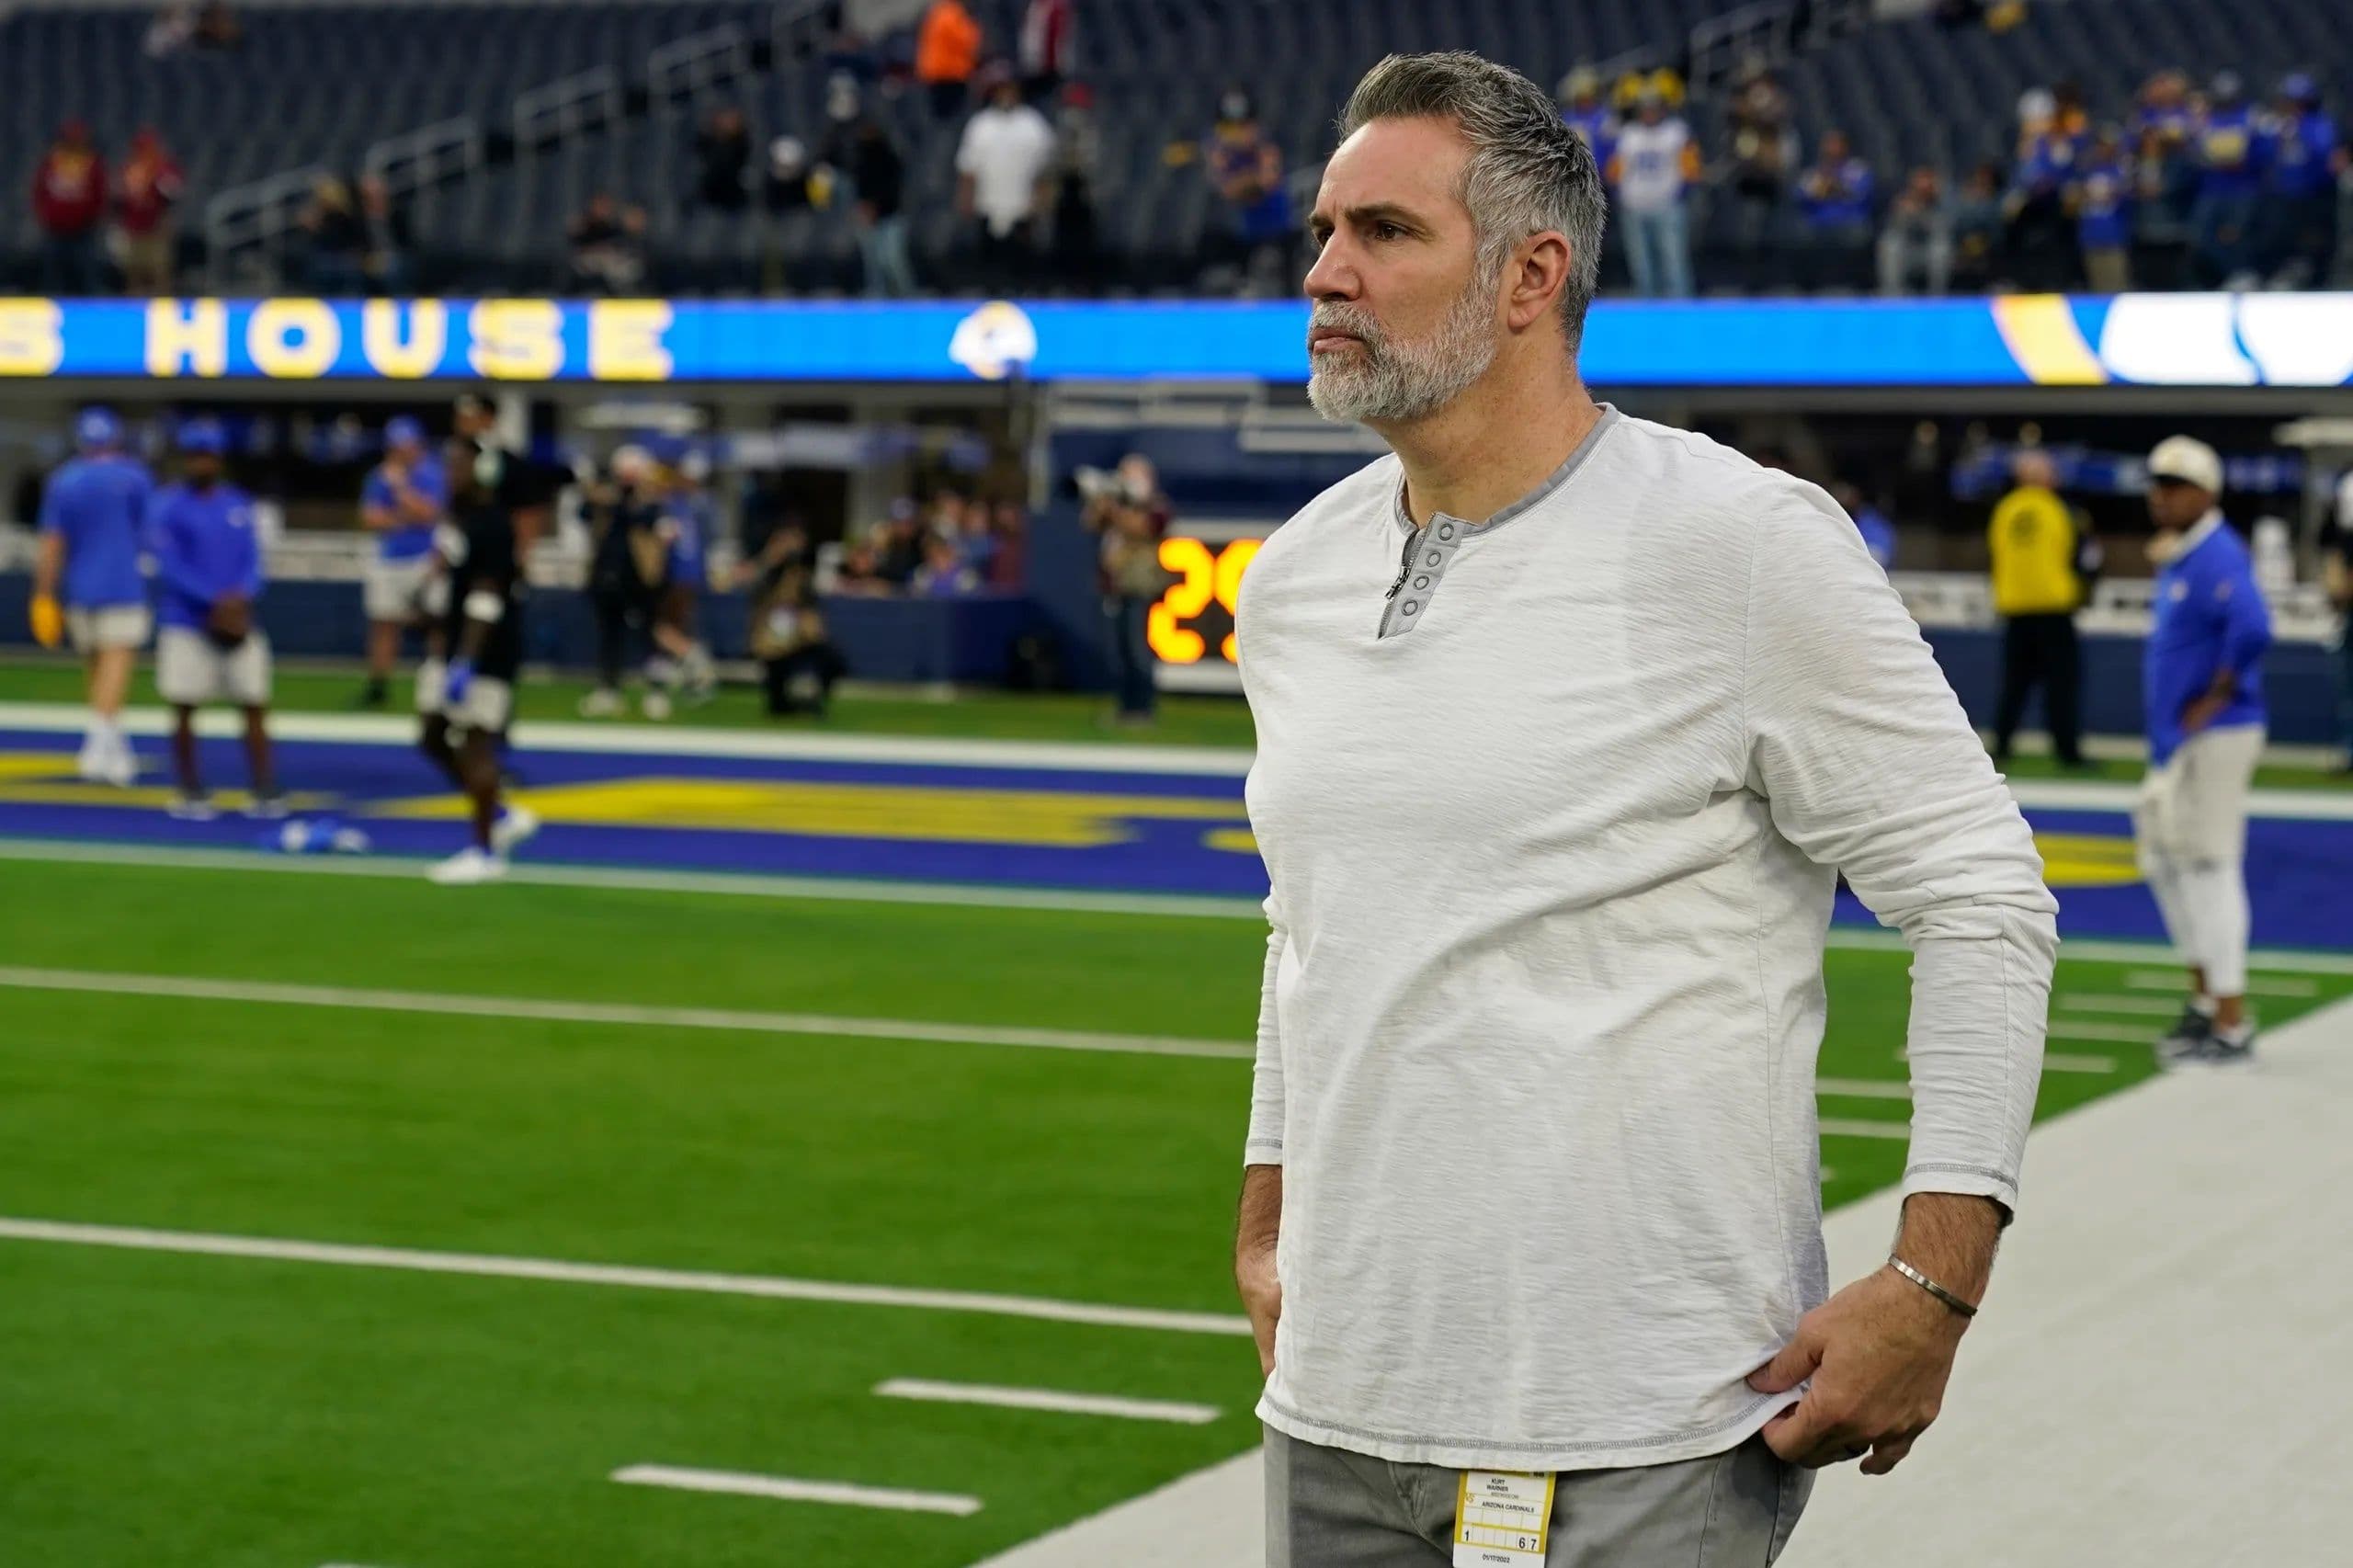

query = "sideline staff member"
[{"left": 1986, "top": 449, "right": 2092, "bottom": 768}]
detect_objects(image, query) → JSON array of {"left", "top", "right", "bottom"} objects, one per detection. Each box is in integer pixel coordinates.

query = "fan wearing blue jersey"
[
  {"left": 356, "top": 414, "right": 449, "bottom": 710},
  {"left": 2136, "top": 437, "right": 2273, "bottom": 1066},
  {"left": 150, "top": 420, "right": 282, "bottom": 821},
  {"left": 31, "top": 406, "right": 153, "bottom": 786}
]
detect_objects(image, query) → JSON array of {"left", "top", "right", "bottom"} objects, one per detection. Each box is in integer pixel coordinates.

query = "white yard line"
[
  {"left": 873, "top": 1379, "right": 1221, "bottom": 1426},
  {"left": 2047, "top": 1021, "right": 2165, "bottom": 1045},
  {"left": 2055, "top": 994, "right": 2186, "bottom": 1017},
  {"left": 0, "top": 1218, "right": 1252, "bottom": 1337},
  {"left": 610, "top": 1465, "right": 981, "bottom": 1516},
  {"left": 0, "top": 965, "right": 1256, "bottom": 1063},
  {"left": 1814, "top": 1079, "right": 1913, "bottom": 1100},
  {"left": 0, "top": 700, "right": 1256, "bottom": 778},
  {"left": 4, "top": 966, "right": 2108, "bottom": 1097},
  {"left": 1817, "top": 1118, "right": 1909, "bottom": 1141},
  {"left": 2123, "top": 971, "right": 2317, "bottom": 999}
]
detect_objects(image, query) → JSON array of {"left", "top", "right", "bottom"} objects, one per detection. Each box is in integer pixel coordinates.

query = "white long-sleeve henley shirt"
[{"left": 1237, "top": 406, "right": 2057, "bottom": 1472}]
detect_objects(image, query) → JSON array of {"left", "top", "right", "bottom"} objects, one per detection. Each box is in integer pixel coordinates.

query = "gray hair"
[{"left": 1338, "top": 51, "right": 1607, "bottom": 352}]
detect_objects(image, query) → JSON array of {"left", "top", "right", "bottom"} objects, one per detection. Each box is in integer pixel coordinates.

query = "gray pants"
[{"left": 1266, "top": 1425, "right": 1811, "bottom": 1568}]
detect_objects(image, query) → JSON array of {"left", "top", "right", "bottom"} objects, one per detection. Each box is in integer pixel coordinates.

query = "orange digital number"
[
  {"left": 1213, "top": 538, "right": 1260, "bottom": 662},
  {"left": 1148, "top": 537, "right": 1216, "bottom": 663}
]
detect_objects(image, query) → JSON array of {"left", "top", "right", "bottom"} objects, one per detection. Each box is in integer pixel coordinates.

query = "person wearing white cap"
[{"left": 2138, "top": 435, "right": 2272, "bottom": 1064}]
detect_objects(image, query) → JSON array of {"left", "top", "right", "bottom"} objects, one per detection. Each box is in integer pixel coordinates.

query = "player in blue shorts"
[
  {"left": 148, "top": 419, "right": 283, "bottom": 820},
  {"left": 30, "top": 406, "right": 153, "bottom": 786}
]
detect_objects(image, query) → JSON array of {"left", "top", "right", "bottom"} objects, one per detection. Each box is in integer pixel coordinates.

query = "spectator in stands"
[
  {"left": 916, "top": 0, "right": 983, "bottom": 119},
  {"left": 1834, "top": 481, "right": 1896, "bottom": 572},
  {"left": 1987, "top": 449, "right": 2088, "bottom": 769},
  {"left": 821, "top": 91, "right": 915, "bottom": 297},
  {"left": 914, "top": 535, "right": 983, "bottom": 597},
  {"left": 115, "top": 128, "right": 183, "bottom": 296},
  {"left": 2131, "top": 70, "right": 2200, "bottom": 238},
  {"left": 874, "top": 498, "right": 925, "bottom": 585},
  {"left": 1049, "top": 82, "right": 1102, "bottom": 291},
  {"left": 2007, "top": 88, "right": 2087, "bottom": 290},
  {"left": 1608, "top": 86, "right": 1698, "bottom": 299},
  {"left": 568, "top": 192, "right": 649, "bottom": 295},
  {"left": 296, "top": 176, "right": 368, "bottom": 295},
  {"left": 145, "top": 4, "right": 197, "bottom": 59},
  {"left": 31, "top": 120, "right": 108, "bottom": 295},
  {"left": 1081, "top": 453, "right": 1170, "bottom": 725},
  {"left": 955, "top": 65, "right": 1055, "bottom": 294},
  {"left": 1950, "top": 160, "right": 2006, "bottom": 289},
  {"left": 2190, "top": 72, "right": 2267, "bottom": 288},
  {"left": 987, "top": 497, "right": 1027, "bottom": 589},
  {"left": 694, "top": 105, "right": 753, "bottom": 213},
  {"left": 833, "top": 540, "right": 894, "bottom": 596},
  {"left": 193, "top": 0, "right": 239, "bottom": 50},
  {"left": 2259, "top": 74, "right": 2344, "bottom": 288},
  {"left": 1724, "top": 62, "right": 1801, "bottom": 259},
  {"left": 2071, "top": 127, "right": 2134, "bottom": 293},
  {"left": 1795, "top": 130, "right": 1875, "bottom": 258},
  {"left": 1018, "top": 0, "right": 1073, "bottom": 103},
  {"left": 763, "top": 136, "right": 813, "bottom": 212},
  {"left": 954, "top": 495, "right": 1001, "bottom": 579},
  {"left": 1877, "top": 165, "right": 1953, "bottom": 295},
  {"left": 1204, "top": 87, "right": 1292, "bottom": 297},
  {"left": 1555, "top": 67, "right": 1619, "bottom": 170},
  {"left": 356, "top": 174, "right": 415, "bottom": 296}
]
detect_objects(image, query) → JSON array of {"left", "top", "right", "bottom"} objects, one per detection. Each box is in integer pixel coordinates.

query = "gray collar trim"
[{"left": 1390, "top": 403, "right": 1622, "bottom": 537}]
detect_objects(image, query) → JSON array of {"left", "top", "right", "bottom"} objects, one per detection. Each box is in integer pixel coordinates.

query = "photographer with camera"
[{"left": 1078, "top": 453, "right": 1172, "bottom": 725}]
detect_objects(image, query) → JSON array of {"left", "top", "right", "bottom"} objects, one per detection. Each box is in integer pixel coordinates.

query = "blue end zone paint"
[{"left": 6, "top": 729, "right": 2347, "bottom": 951}]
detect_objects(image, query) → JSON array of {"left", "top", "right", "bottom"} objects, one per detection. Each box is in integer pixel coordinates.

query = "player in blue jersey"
[
  {"left": 356, "top": 414, "right": 449, "bottom": 710},
  {"left": 2135, "top": 437, "right": 2272, "bottom": 1066},
  {"left": 30, "top": 406, "right": 153, "bottom": 786},
  {"left": 148, "top": 419, "right": 282, "bottom": 820}
]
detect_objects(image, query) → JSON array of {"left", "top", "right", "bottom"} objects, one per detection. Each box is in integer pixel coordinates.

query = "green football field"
[{"left": 5, "top": 854, "right": 2347, "bottom": 1567}]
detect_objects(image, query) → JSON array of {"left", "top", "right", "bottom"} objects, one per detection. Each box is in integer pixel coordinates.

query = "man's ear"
[{"left": 1506, "top": 232, "right": 1572, "bottom": 334}]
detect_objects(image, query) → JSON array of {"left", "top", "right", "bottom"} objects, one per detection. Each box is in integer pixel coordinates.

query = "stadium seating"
[{"left": 6, "top": 0, "right": 2348, "bottom": 295}]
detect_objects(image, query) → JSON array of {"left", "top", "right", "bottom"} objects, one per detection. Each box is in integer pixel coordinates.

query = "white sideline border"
[{"left": 1, "top": 700, "right": 2348, "bottom": 818}]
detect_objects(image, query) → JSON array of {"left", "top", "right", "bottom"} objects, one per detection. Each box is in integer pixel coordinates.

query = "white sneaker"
[
  {"left": 167, "top": 792, "right": 218, "bottom": 822},
  {"left": 96, "top": 748, "right": 139, "bottom": 788},
  {"left": 578, "top": 687, "right": 624, "bottom": 718},
  {"left": 640, "top": 689, "right": 673, "bottom": 722},
  {"left": 427, "top": 846, "right": 507, "bottom": 885},
  {"left": 491, "top": 804, "right": 540, "bottom": 855}
]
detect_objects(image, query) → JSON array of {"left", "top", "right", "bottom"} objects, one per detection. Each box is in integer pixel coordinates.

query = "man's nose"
[{"left": 1302, "top": 234, "right": 1358, "bottom": 301}]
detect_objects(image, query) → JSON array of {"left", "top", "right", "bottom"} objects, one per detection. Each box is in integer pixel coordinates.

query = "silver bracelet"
[{"left": 1888, "top": 1255, "right": 1979, "bottom": 1319}]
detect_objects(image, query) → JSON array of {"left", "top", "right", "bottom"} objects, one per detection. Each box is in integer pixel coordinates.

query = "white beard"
[{"left": 1306, "top": 274, "right": 1500, "bottom": 425}]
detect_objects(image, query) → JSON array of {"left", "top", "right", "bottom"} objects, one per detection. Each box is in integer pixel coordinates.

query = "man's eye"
[{"left": 1372, "top": 222, "right": 1405, "bottom": 241}]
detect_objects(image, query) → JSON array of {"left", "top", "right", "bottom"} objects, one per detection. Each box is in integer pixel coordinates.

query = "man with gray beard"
[{"left": 1233, "top": 51, "right": 2057, "bottom": 1567}]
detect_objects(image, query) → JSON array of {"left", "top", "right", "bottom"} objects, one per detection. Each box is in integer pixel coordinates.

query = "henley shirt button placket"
[{"left": 1380, "top": 515, "right": 1468, "bottom": 639}]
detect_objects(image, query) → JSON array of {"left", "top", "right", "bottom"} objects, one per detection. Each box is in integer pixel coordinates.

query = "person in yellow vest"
[{"left": 1987, "top": 449, "right": 2089, "bottom": 767}]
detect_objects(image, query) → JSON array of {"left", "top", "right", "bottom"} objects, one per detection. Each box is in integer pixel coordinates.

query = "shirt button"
[
  {"left": 1414, "top": 575, "right": 1429, "bottom": 589},
  {"left": 1426, "top": 551, "right": 1440, "bottom": 566},
  {"left": 1402, "top": 600, "right": 1419, "bottom": 615},
  {"left": 1438, "top": 524, "right": 1455, "bottom": 540}
]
